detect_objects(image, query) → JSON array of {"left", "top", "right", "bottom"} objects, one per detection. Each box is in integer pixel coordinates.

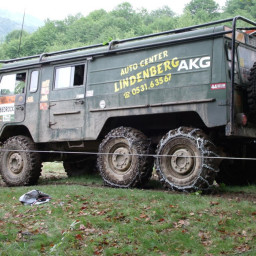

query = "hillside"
[{"left": 0, "top": 9, "right": 43, "bottom": 41}]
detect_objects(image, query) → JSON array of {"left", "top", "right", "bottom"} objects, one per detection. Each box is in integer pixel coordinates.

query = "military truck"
[{"left": 0, "top": 16, "right": 256, "bottom": 191}]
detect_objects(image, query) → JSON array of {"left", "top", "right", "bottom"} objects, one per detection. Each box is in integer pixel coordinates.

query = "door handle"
[
  {"left": 75, "top": 100, "right": 84, "bottom": 105},
  {"left": 16, "top": 105, "right": 24, "bottom": 111},
  {"left": 49, "top": 122, "right": 57, "bottom": 128}
]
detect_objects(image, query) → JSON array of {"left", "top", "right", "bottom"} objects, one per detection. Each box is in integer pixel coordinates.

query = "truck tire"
[
  {"left": 155, "top": 127, "right": 219, "bottom": 191},
  {"left": 247, "top": 62, "right": 256, "bottom": 120},
  {"left": 0, "top": 136, "right": 42, "bottom": 186},
  {"left": 63, "top": 155, "right": 97, "bottom": 177},
  {"left": 97, "top": 127, "right": 153, "bottom": 188}
]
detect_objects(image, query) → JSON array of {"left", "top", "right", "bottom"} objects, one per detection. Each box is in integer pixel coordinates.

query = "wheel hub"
[
  {"left": 171, "top": 149, "right": 193, "bottom": 175},
  {"left": 8, "top": 153, "right": 24, "bottom": 174},
  {"left": 112, "top": 147, "right": 132, "bottom": 172}
]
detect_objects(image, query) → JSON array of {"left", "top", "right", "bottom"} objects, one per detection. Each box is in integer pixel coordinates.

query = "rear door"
[{"left": 49, "top": 62, "right": 87, "bottom": 141}]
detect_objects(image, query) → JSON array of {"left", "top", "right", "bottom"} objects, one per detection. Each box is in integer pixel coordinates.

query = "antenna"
[{"left": 18, "top": 9, "right": 26, "bottom": 57}]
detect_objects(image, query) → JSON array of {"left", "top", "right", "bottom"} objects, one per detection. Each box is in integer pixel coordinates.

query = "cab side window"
[
  {"left": 0, "top": 72, "right": 26, "bottom": 95},
  {"left": 30, "top": 71, "right": 39, "bottom": 93},
  {"left": 54, "top": 64, "right": 85, "bottom": 89}
]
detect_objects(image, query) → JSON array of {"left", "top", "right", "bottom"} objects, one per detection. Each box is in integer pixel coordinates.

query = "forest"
[{"left": 0, "top": 0, "right": 256, "bottom": 60}]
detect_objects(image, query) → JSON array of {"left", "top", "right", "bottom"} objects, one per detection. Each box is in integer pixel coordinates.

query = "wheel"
[
  {"left": 97, "top": 127, "right": 153, "bottom": 188},
  {"left": 155, "top": 127, "right": 219, "bottom": 191},
  {"left": 0, "top": 136, "right": 42, "bottom": 186},
  {"left": 247, "top": 62, "right": 256, "bottom": 122},
  {"left": 63, "top": 155, "right": 97, "bottom": 177}
]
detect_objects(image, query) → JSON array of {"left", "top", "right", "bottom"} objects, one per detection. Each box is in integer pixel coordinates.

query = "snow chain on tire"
[
  {"left": 97, "top": 126, "right": 154, "bottom": 188},
  {"left": 155, "top": 127, "right": 219, "bottom": 192}
]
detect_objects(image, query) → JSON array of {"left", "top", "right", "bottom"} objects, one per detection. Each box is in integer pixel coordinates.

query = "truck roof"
[{"left": 0, "top": 26, "right": 227, "bottom": 72}]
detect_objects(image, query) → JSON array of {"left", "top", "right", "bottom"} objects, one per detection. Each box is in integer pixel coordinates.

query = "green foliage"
[
  {"left": 151, "top": 6, "right": 175, "bottom": 18},
  {"left": 5, "top": 30, "right": 29, "bottom": 43},
  {"left": 103, "top": 37, "right": 113, "bottom": 46},
  {"left": 224, "top": 0, "right": 256, "bottom": 19},
  {"left": 1, "top": 39, "right": 20, "bottom": 59},
  {"left": 185, "top": 0, "right": 219, "bottom": 16},
  {"left": 0, "top": 0, "right": 256, "bottom": 59}
]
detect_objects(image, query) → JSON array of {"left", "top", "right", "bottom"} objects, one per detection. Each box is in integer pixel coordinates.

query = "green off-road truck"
[{"left": 1, "top": 16, "right": 256, "bottom": 191}]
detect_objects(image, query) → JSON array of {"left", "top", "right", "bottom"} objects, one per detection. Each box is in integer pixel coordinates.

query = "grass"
[{"left": 0, "top": 163, "right": 256, "bottom": 255}]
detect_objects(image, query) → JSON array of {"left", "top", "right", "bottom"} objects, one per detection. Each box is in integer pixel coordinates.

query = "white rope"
[{"left": 0, "top": 148, "right": 256, "bottom": 161}]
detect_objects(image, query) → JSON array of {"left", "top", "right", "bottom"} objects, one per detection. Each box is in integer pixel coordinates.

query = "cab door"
[{"left": 49, "top": 62, "right": 87, "bottom": 141}]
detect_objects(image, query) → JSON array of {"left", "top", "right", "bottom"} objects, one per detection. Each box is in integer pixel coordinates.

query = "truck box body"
[{"left": 0, "top": 26, "right": 232, "bottom": 142}]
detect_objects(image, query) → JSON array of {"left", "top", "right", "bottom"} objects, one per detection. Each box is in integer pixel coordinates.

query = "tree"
[
  {"left": 112, "top": 2, "right": 135, "bottom": 18},
  {"left": 185, "top": 0, "right": 219, "bottom": 19},
  {"left": 1, "top": 39, "right": 20, "bottom": 59},
  {"left": 224, "top": 0, "right": 256, "bottom": 19},
  {"left": 151, "top": 6, "right": 175, "bottom": 18},
  {"left": 5, "top": 30, "right": 29, "bottom": 43}
]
